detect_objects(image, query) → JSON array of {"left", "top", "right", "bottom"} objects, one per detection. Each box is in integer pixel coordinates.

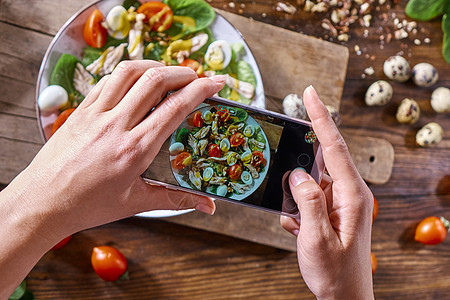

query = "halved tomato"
[
  {"left": 137, "top": 2, "right": 173, "bottom": 32},
  {"left": 251, "top": 151, "right": 264, "bottom": 167},
  {"left": 192, "top": 111, "right": 203, "bottom": 127},
  {"left": 173, "top": 152, "right": 192, "bottom": 169},
  {"left": 83, "top": 9, "right": 107, "bottom": 48},
  {"left": 208, "top": 144, "right": 221, "bottom": 158},
  {"left": 230, "top": 132, "right": 244, "bottom": 148},
  {"left": 228, "top": 164, "right": 242, "bottom": 181},
  {"left": 179, "top": 59, "right": 205, "bottom": 77},
  {"left": 52, "top": 108, "right": 76, "bottom": 135}
]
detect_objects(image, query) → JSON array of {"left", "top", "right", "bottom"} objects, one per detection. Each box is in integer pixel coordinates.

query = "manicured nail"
[
  {"left": 210, "top": 75, "right": 226, "bottom": 85},
  {"left": 306, "top": 85, "right": 318, "bottom": 97},
  {"left": 290, "top": 169, "right": 310, "bottom": 187},
  {"left": 195, "top": 202, "right": 215, "bottom": 215}
]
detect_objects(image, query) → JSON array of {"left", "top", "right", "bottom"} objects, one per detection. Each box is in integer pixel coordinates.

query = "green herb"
[
  {"left": 9, "top": 280, "right": 34, "bottom": 300},
  {"left": 163, "top": 0, "right": 216, "bottom": 33},
  {"left": 231, "top": 107, "right": 248, "bottom": 122},
  {"left": 122, "top": 0, "right": 141, "bottom": 10},
  {"left": 176, "top": 128, "right": 190, "bottom": 145},
  {"left": 210, "top": 184, "right": 218, "bottom": 194},
  {"left": 144, "top": 42, "right": 164, "bottom": 61},
  {"left": 50, "top": 54, "right": 84, "bottom": 104},
  {"left": 405, "top": 0, "right": 450, "bottom": 63}
]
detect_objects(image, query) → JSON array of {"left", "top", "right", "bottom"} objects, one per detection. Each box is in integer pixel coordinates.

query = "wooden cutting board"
[{"left": 164, "top": 10, "right": 394, "bottom": 251}]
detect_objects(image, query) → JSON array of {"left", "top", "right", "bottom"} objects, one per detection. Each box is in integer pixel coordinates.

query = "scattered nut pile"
[{"left": 365, "top": 55, "right": 448, "bottom": 147}]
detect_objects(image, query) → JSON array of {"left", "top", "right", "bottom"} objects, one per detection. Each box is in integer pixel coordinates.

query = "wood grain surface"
[{"left": 0, "top": 0, "right": 449, "bottom": 299}]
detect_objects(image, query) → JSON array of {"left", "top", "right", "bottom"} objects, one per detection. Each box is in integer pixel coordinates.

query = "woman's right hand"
[{"left": 281, "top": 86, "right": 374, "bottom": 299}]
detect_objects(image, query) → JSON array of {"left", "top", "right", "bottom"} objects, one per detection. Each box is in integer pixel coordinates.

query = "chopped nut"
[
  {"left": 338, "top": 33, "right": 349, "bottom": 42},
  {"left": 311, "top": 2, "right": 327, "bottom": 13},
  {"left": 414, "top": 39, "right": 421, "bottom": 45},
  {"left": 331, "top": 10, "right": 340, "bottom": 23},
  {"left": 379, "top": 0, "right": 386, "bottom": 4},
  {"left": 354, "top": 0, "right": 364, "bottom": 5},
  {"left": 360, "top": 3, "right": 370, "bottom": 14},
  {"left": 304, "top": 0, "right": 313, "bottom": 11},
  {"left": 229, "top": 2, "right": 235, "bottom": 8},
  {"left": 363, "top": 14, "right": 372, "bottom": 27},
  {"left": 364, "top": 66, "right": 375, "bottom": 75},
  {"left": 394, "top": 28, "right": 408, "bottom": 40},
  {"left": 276, "top": 2, "right": 297, "bottom": 14},
  {"left": 329, "top": 0, "right": 338, "bottom": 6},
  {"left": 424, "top": 37, "right": 431, "bottom": 43},
  {"left": 262, "top": 12, "right": 267, "bottom": 17}
]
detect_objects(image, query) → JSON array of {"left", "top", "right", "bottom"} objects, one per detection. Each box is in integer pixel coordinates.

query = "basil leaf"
[
  {"left": 9, "top": 281, "right": 26, "bottom": 300},
  {"left": 163, "top": 0, "right": 215, "bottom": 32},
  {"left": 405, "top": 0, "right": 447, "bottom": 21},
  {"left": 443, "top": 13, "right": 450, "bottom": 63},
  {"left": 50, "top": 54, "right": 84, "bottom": 104}
]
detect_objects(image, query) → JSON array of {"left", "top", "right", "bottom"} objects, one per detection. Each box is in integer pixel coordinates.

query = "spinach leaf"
[
  {"left": 163, "top": 0, "right": 215, "bottom": 33},
  {"left": 218, "top": 85, "right": 231, "bottom": 99},
  {"left": 144, "top": 42, "right": 164, "bottom": 60},
  {"left": 9, "top": 281, "right": 26, "bottom": 300},
  {"left": 405, "top": 0, "right": 447, "bottom": 21},
  {"left": 122, "top": 0, "right": 141, "bottom": 10},
  {"left": 176, "top": 128, "right": 190, "bottom": 145},
  {"left": 236, "top": 61, "right": 256, "bottom": 88},
  {"left": 50, "top": 54, "right": 84, "bottom": 104},
  {"left": 443, "top": 13, "right": 450, "bottom": 63}
]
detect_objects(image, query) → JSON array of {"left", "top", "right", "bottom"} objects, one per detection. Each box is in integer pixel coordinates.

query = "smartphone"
[{"left": 143, "top": 97, "right": 324, "bottom": 218}]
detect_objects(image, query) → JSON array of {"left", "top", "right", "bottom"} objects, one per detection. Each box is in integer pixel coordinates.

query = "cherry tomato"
[
  {"left": 251, "top": 151, "right": 264, "bottom": 167},
  {"left": 137, "top": 2, "right": 173, "bottom": 32},
  {"left": 173, "top": 152, "right": 192, "bottom": 169},
  {"left": 373, "top": 196, "right": 378, "bottom": 223},
  {"left": 52, "top": 235, "right": 72, "bottom": 250},
  {"left": 370, "top": 252, "right": 377, "bottom": 274},
  {"left": 414, "top": 216, "right": 449, "bottom": 245},
  {"left": 83, "top": 9, "right": 107, "bottom": 48},
  {"left": 228, "top": 164, "right": 243, "bottom": 181},
  {"left": 52, "top": 108, "right": 76, "bottom": 135},
  {"left": 208, "top": 144, "right": 221, "bottom": 158},
  {"left": 192, "top": 111, "right": 203, "bottom": 127},
  {"left": 230, "top": 132, "right": 244, "bottom": 148},
  {"left": 217, "top": 110, "right": 231, "bottom": 122},
  {"left": 91, "top": 246, "right": 128, "bottom": 282},
  {"left": 179, "top": 59, "right": 205, "bottom": 77}
]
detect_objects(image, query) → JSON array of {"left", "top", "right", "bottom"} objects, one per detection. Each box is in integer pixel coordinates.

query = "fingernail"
[
  {"left": 306, "top": 85, "right": 318, "bottom": 96},
  {"left": 195, "top": 202, "right": 215, "bottom": 215},
  {"left": 290, "top": 169, "right": 310, "bottom": 187},
  {"left": 209, "top": 75, "right": 226, "bottom": 85}
]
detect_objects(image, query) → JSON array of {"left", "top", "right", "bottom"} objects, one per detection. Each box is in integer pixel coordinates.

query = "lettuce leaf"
[
  {"left": 236, "top": 61, "right": 256, "bottom": 88},
  {"left": 163, "top": 0, "right": 215, "bottom": 33},
  {"left": 443, "top": 13, "right": 450, "bottom": 63},
  {"left": 50, "top": 54, "right": 84, "bottom": 104},
  {"left": 405, "top": 0, "right": 447, "bottom": 21}
]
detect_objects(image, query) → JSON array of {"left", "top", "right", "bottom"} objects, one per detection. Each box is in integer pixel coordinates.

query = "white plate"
[{"left": 36, "top": 0, "right": 265, "bottom": 218}]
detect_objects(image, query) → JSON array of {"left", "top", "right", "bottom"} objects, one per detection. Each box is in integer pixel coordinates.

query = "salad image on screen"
[{"left": 169, "top": 104, "right": 270, "bottom": 200}]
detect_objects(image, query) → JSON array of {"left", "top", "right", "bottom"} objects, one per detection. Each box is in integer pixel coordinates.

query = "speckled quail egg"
[
  {"left": 106, "top": 6, "right": 131, "bottom": 39},
  {"left": 205, "top": 40, "right": 232, "bottom": 71},
  {"left": 282, "top": 94, "right": 307, "bottom": 120},
  {"left": 216, "top": 185, "right": 228, "bottom": 197},
  {"left": 169, "top": 142, "right": 185, "bottom": 155},
  {"left": 396, "top": 98, "right": 420, "bottom": 124},
  {"left": 203, "top": 167, "right": 214, "bottom": 182},
  {"left": 416, "top": 122, "right": 443, "bottom": 147},
  {"left": 412, "top": 63, "right": 438, "bottom": 87},
  {"left": 241, "top": 151, "right": 252, "bottom": 164},
  {"left": 38, "top": 85, "right": 69, "bottom": 112},
  {"left": 431, "top": 87, "right": 450, "bottom": 113},
  {"left": 365, "top": 80, "right": 393, "bottom": 106},
  {"left": 202, "top": 110, "right": 213, "bottom": 124},
  {"left": 325, "top": 105, "right": 341, "bottom": 126},
  {"left": 220, "top": 138, "right": 230, "bottom": 152},
  {"left": 383, "top": 55, "right": 410, "bottom": 82},
  {"left": 243, "top": 125, "right": 255, "bottom": 137},
  {"left": 241, "top": 171, "right": 253, "bottom": 185}
]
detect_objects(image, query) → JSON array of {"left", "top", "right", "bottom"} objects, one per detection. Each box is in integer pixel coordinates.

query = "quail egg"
[
  {"left": 365, "top": 80, "right": 393, "bottom": 106},
  {"left": 202, "top": 110, "right": 213, "bottom": 124},
  {"left": 282, "top": 94, "right": 307, "bottom": 120},
  {"left": 241, "top": 151, "right": 252, "bottom": 164},
  {"left": 226, "top": 152, "right": 239, "bottom": 166},
  {"left": 241, "top": 171, "right": 253, "bottom": 185},
  {"left": 412, "top": 63, "right": 438, "bottom": 87},
  {"left": 216, "top": 185, "right": 228, "bottom": 197},
  {"left": 38, "top": 85, "right": 69, "bottom": 112},
  {"left": 416, "top": 122, "right": 443, "bottom": 147},
  {"left": 169, "top": 142, "right": 185, "bottom": 155},
  {"left": 220, "top": 138, "right": 231, "bottom": 152},
  {"left": 396, "top": 98, "right": 420, "bottom": 124},
  {"left": 205, "top": 40, "right": 232, "bottom": 70},
  {"left": 106, "top": 6, "right": 131, "bottom": 39},
  {"left": 203, "top": 167, "right": 214, "bottom": 182},
  {"left": 243, "top": 125, "right": 255, "bottom": 137},
  {"left": 383, "top": 55, "right": 410, "bottom": 82},
  {"left": 431, "top": 87, "right": 450, "bottom": 113}
]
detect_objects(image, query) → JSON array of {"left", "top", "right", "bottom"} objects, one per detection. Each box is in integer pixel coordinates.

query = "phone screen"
[{"left": 143, "top": 97, "right": 324, "bottom": 217}]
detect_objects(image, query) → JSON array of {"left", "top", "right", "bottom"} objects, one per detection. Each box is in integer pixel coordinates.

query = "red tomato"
[
  {"left": 52, "top": 235, "right": 72, "bottom": 250},
  {"left": 83, "top": 9, "right": 107, "bottom": 48},
  {"left": 251, "top": 151, "right": 264, "bottom": 167},
  {"left": 217, "top": 110, "right": 231, "bottom": 122},
  {"left": 414, "top": 216, "right": 449, "bottom": 245},
  {"left": 208, "top": 144, "right": 221, "bottom": 158},
  {"left": 179, "top": 59, "right": 205, "bottom": 77},
  {"left": 137, "top": 2, "right": 173, "bottom": 32},
  {"left": 372, "top": 196, "right": 378, "bottom": 223},
  {"left": 228, "top": 164, "right": 243, "bottom": 181},
  {"left": 192, "top": 111, "right": 203, "bottom": 127},
  {"left": 370, "top": 252, "right": 377, "bottom": 274},
  {"left": 230, "top": 133, "right": 244, "bottom": 147},
  {"left": 52, "top": 108, "right": 76, "bottom": 135},
  {"left": 173, "top": 152, "right": 192, "bottom": 169},
  {"left": 91, "top": 246, "right": 128, "bottom": 282}
]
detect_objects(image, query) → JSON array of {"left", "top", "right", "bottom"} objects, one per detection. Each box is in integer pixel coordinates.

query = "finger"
[
  {"left": 289, "top": 168, "right": 334, "bottom": 239},
  {"left": 303, "top": 86, "right": 360, "bottom": 183},
  {"left": 280, "top": 215, "right": 300, "bottom": 236},
  {"left": 93, "top": 60, "right": 165, "bottom": 111},
  {"left": 116, "top": 66, "right": 199, "bottom": 128},
  {"left": 77, "top": 75, "right": 110, "bottom": 109},
  {"left": 134, "top": 75, "right": 226, "bottom": 156},
  {"left": 130, "top": 179, "right": 216, "bottom": 215}
]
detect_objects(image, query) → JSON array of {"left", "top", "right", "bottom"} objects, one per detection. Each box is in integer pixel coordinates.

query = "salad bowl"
[{"left": 36, "top": 0, "right": 265, "bottom": 218}]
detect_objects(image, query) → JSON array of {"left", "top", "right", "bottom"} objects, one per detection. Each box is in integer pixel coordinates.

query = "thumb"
[{"left": 289, "top": 169, "right": 332, "bottom": 237}]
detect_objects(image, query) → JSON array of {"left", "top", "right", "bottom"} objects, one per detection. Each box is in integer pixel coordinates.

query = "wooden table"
[{"left": 1, "top": 0, "right": 449, "bottom": 298}]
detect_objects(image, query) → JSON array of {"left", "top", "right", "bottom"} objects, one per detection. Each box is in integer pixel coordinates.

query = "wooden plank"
[{"left": 0, "top": 76, "right": 37, "bottom": 118}]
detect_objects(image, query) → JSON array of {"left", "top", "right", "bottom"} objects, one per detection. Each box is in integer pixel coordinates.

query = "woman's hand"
[{"left": 280, "top": 86, "right": 374, "bottom": 299}]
